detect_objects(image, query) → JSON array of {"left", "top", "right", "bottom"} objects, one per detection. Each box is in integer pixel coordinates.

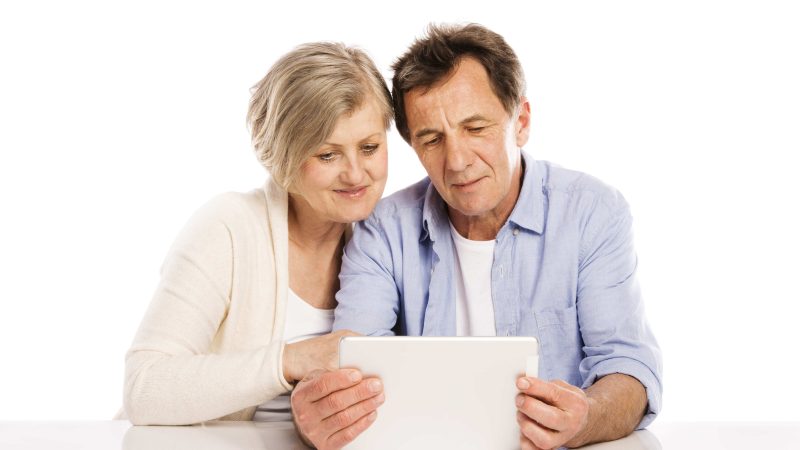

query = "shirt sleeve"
[
  {"left": 123, "top": 195, "right": 291, "bottom": 425},
  {"left": 333, "top": 214, "right": 401, "bottom": 336},
  {"left": 576, "top": 193, "right": 663, "bottom": 428}
]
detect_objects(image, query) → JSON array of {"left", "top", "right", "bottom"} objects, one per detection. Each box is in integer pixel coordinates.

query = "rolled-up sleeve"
[
  {"left": 333, "top": 215, "right": 400, "bottom": 336},
  {"left": 576, "top": 194, "right": 663, "bottom": 428}
]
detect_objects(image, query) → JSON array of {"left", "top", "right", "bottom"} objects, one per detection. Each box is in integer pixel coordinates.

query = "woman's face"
[{"left": 290, "top": 98, "right": 389, "bottom": 224}]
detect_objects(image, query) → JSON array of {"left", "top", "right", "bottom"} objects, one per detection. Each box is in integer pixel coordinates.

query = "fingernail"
[
  {"left": 516, "top": 395, "right": 524, "bottom": 407},
  {"left": 348, "top": 370, "right": 361, "bottom": 382},
  {"left": 375, "top": 393, "right": 386, "bottom": 404},
  {"left": 368, "top": 379, "right": 383, "bottom": 392},
  {"left": 517, "top": 378, "right": 530, "bottom": 390}
]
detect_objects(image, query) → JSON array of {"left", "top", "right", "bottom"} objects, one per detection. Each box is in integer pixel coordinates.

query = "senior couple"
[{"left": 122, "top": 23, "right": 662, "bottom": 450}]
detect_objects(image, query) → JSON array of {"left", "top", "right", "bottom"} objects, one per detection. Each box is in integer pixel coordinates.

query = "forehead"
[
  {"left": 404, "top": 57, "right": 507, "bottom": 129},
  {"left": 326, "top": 98, "right": 386, "bottom": 143}
]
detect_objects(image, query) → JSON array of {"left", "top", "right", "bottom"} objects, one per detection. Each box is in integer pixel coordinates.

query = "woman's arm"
[{"left": 123, "top": 195, "right": 290, "bottom": 425}]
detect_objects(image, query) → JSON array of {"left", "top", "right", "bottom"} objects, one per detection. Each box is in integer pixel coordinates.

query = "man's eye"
[
  {"left": 468, "top": 127, "right": 486, "bottom": 133},
  {"left": 425, "top": 136, "right": 441, "bottom": 146}
]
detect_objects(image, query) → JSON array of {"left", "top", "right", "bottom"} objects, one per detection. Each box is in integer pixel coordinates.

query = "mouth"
[
  {"left": 452, "top": 177, "right": 485, "bottom": 190},
  {"left": 333, "top": 186, "right": 368, "bottom": 199}
]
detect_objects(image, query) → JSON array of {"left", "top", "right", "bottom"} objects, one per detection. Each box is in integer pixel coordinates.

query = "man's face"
[{"left": 404, "top": 57, "right": 531, "bottom": 223}]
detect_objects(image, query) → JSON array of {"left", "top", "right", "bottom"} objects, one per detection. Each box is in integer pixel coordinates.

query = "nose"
[
  {"left": 340, "top": 153, "right": 367, "bottom": 185},
  {"left": 444, "top": 135, "right": 471, "bottom": 173}
]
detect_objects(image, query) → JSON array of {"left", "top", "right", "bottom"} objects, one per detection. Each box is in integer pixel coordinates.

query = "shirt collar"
[
  {"left": 508, "top": 150, "right": 545, "bottom": 234},
  {"left": 420, "top": 149, "right": 545, "bottom": 242}
]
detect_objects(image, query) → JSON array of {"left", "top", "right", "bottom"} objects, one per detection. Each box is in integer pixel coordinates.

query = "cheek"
[
  {"left": 296, "top": 165, "right": 334, "bottom": 197},
  {"left": 365, "top": 151, "right": 389, "bottom": 184}
]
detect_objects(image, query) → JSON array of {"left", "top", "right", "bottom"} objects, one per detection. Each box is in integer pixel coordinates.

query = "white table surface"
[{"left": 1, "top": 420, "right": 799, "bottom": 449}]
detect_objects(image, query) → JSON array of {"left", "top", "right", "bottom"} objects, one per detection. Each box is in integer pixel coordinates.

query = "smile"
[{"left": 334, "top": 186, "right": 368, "bottom": 199}]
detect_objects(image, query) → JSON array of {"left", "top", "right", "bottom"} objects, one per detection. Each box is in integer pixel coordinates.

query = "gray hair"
[{"left": 247, "top": 42, "right": 393, "bottom": 189}]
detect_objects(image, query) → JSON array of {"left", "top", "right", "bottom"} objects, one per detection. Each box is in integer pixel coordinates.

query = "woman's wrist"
[{"left": 282, "top": 342, "right": 297, "bottom": 384}]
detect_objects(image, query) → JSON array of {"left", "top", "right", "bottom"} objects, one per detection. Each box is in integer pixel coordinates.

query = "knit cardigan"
[{"left": 122, "top": 178, "right": 297, "bottom": 425}]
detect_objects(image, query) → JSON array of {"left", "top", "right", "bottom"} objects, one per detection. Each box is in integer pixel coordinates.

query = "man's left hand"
[{"left": 515, "top": 377, "right": 591, "bottom": 450}]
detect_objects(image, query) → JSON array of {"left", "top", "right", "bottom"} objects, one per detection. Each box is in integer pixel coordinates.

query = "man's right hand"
[{"left": 291, "top": 369, "right": 384, "bottom": 450}]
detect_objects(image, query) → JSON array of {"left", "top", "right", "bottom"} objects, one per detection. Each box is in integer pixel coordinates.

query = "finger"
[
  {"left": 315, "top": 377, "right": 383, "bottom": 419},
  {"left": 294, "top": 369, "right": 362, "bottom": 404},
  {"left": 516, "top": 377, "right": 583, "bottom": 410},
  {"left": 333, "top": 329, "right": 362, "bottom": 338},
  {"left": 519, "top": 434, "right": 543, "bottom": 450},
  {"left": 326, "top": 410, "right": 379, "bottom": 449},
  {"left": 322, "top": 390, "right": 385, "bottom": 432},
  {"left": 517, "top": 411, "right": 562, "bottom": 450},
  {"left": 552, "top": 378, "right": 583, "bottom": 395},
  {"left": 516, "top": 393, "right": 568, "bottom": 431}
]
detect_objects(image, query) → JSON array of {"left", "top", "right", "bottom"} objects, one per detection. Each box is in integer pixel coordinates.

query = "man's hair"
[
  {"left": 247, "top": 42, "right": 393, "bottom": 189},
  {"left": 391, "top": 23, "right": 526, "bottom": 143}
]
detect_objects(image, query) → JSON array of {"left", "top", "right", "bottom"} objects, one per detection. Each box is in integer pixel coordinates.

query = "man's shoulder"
[
  {"left": 370, "top": 177, "right": 430, "bottom": 222},
  {"left": 538, "top": 160, "right": 628, "bottom": 212}
]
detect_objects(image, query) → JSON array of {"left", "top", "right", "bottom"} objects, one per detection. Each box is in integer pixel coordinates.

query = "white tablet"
[{"left": 339, "top": 336, "right": 539, "bottom": 450}]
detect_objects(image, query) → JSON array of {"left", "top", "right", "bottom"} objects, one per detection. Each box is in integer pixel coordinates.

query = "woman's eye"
[
  {"left": 362, "top": 144, "right": 379, "bottom": 154},
  {"left": 317, "top": 152, "right": 336, "bottom": 163}
]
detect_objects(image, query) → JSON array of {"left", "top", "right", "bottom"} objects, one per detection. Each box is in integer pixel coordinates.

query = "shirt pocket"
[{"left": 534, "top": 304, "right": 583, "bottom": 386}]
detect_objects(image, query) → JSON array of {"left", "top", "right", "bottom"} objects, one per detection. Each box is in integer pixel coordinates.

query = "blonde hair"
[{"left": 247, "top": 42, "right": 393, "bottom": 189}]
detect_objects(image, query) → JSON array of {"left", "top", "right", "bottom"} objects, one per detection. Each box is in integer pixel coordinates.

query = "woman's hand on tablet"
[
  {"left": 282, "top": 330, "right": 358, "bottom": 384},
  {"left": 291, "top": 369, "right": 385, "bottom": 450}
]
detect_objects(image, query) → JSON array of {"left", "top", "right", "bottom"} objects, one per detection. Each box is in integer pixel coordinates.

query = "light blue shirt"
[{"left": 333, "top": 151, "right": 663, "bottom": 427}]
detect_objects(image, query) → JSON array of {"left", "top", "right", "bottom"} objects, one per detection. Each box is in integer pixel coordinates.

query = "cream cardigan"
[{"left": 123, "top": 179, "right": 299, "bottom": 425}]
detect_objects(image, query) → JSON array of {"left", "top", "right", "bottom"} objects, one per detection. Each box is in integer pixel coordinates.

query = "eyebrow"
[
  {"left": 459, "top": 114, "right": 491, "bottom": 125},
  {"left": 412, "top": 115, "right": 493, "bottom": 140},
  {"left": 322, "top": 132, "right": 383, "bottom": 148}
]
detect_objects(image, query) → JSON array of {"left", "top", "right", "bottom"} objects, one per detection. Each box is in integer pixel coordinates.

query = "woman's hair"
[
  {"left": 247, "top": 42, "right": 393, "bottom": 189},
  {"left": 391, "top": 23, "right": 526, "bottom": 143}
]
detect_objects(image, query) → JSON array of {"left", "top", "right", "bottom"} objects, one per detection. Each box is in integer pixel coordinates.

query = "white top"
[
  {"left": 450, "top": 221, "right": 497, "bottom": 336},
  {"left": 253, "top": 288, "right": 334, "bottom": 422}
]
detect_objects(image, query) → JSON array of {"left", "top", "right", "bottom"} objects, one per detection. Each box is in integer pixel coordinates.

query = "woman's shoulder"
[{"left": 176, "top": 185, "right": 279, "bottom": 246}]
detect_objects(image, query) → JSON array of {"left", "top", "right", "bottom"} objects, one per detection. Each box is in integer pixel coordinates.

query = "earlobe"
[{"left": 515, "top": 97, "right": 532, "bottom": 147}]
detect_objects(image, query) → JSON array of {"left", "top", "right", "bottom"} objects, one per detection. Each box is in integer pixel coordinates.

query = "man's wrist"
[{"left": 565, "top": 394, "right": 600, "bottom": 448}]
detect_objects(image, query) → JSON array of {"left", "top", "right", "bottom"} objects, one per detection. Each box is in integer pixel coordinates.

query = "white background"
[{"left": 1, "top": 0, "right": 798, "bottom": 422}]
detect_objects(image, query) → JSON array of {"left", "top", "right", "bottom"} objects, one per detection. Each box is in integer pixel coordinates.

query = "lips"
[
  {"left": 334, "top": 186, "right": 368, "bottom": 199},
  {"left": 452, "top": 177, "right": 485, "bottom": 189}
]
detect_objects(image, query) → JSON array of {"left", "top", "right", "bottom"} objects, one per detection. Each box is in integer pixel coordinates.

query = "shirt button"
[{"left": 513, "top": 228, "right": 520, "bottom": 236}]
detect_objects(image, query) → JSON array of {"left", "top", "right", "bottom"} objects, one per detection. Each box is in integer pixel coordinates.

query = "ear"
[{"left": 514, "top": 97, "right": 532, "bottom": 147}]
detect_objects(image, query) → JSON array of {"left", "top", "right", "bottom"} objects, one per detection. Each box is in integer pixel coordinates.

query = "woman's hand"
[{"left": 282, "top": 330, "right": 359, "bottom": 384}]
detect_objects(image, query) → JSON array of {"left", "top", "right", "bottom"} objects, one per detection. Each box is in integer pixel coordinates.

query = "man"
[{"left": 292, "top": 23, "right": 662, "bottom": 450}]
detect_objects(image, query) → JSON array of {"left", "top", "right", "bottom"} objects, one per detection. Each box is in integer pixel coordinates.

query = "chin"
[{"left": 335, "top": 205, "right": 374, "bottom": 223}]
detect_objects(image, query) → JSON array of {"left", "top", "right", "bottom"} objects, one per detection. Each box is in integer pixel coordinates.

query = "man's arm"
[
  {"left": 515, "top": 373, "right": 646, "bottom": 449},
  {"left": 516, "top": 190, "right": 661, "bottom": 449},
  {"left": 333, "top": 214, "right": 401, "bottom": 335}
]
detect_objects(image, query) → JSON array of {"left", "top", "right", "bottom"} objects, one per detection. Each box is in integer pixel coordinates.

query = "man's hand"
[
  {"left": 292, "top": 369, "right": 384, "bottom": 450},
  {"left": 515, "top": 377, "right": 590, "bottom": 450}
]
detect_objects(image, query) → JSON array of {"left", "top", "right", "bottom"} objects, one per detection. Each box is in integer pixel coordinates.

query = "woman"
[{"left": 122, "top": 42, "right": 393, "bottom": 425}]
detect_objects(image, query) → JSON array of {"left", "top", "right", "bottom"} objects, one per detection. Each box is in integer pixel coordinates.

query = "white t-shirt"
[
  {"left": 450, "top": 221, "right": 497, "bottom": 336},
  {"left": 253, "top": 288, "right": 334, "bottom": 422}
]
